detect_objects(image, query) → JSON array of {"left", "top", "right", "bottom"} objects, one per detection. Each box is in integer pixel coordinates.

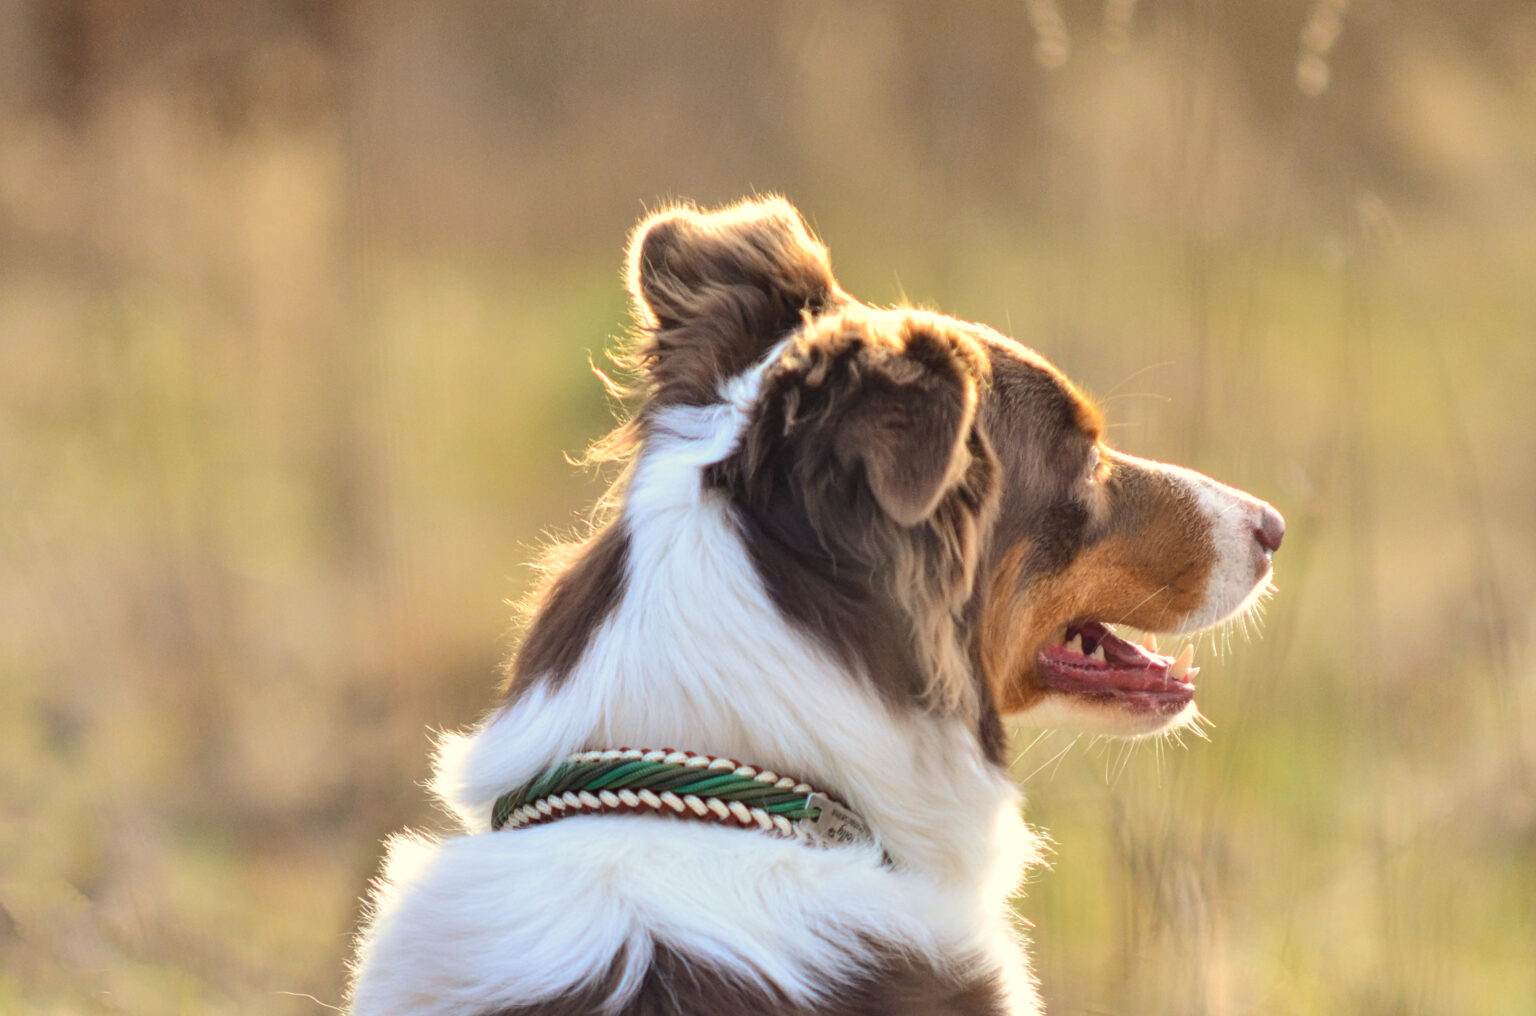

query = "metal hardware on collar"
[
  {"left": 490, "top": 748, "right": 876, "bottom": 851},
  {"left": 800, "top": 792, "right": 875, "bottom": 848}
]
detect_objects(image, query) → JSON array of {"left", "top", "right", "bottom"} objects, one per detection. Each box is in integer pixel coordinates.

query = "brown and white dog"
[{"left": 346, "top": 198, "right": 1283, "bottom": 1016}]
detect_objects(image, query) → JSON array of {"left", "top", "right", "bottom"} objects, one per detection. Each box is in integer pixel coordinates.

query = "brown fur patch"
[
  {"left": 481, "top": 943, "right": 1008, "bottom": 1016},
  {"left": 501, "top": 522, "right": 631, "bottom": 698},
  {"left": 704, "top": 310, "right": 999, "bottom": 722},
  {"left": 626, "top": 197, "right": 843, "bottom": 408},
  {"left": 976, "top": 336, "right": 1101, "bottom": 563}
]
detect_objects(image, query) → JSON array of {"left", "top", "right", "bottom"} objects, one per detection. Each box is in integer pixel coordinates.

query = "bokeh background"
[{"left": 2, "top": 2, "right": 1533, "bottom": 1013}]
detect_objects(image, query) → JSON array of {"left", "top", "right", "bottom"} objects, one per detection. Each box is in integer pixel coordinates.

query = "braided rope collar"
[{"left": 491, "top": 748, "right": 876, "bottom": 850}]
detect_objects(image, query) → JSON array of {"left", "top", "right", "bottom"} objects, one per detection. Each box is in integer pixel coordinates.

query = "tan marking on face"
[
  {"left": 979, "top": 542, "right": 1041, "bottom": 713},
  {"left": 979, "top": 454, "right": 1218, "bottom": 714}
]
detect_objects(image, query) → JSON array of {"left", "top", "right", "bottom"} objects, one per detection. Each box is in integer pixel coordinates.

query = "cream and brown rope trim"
[{"left": 491, "top": 748, "right": 875, "bottom": 849}]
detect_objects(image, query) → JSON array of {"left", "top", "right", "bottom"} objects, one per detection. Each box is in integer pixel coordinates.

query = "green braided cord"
[
  {"left": 765, "top": 799, "right": 818, "bottom": 816},
  {"left": 491, "top": 793, "right": 516, "bottom": 830},
  {"left": 519, "top": 766, "right": 563, "bottom": 807},
  {"left": 490, "top": 752, "right": 836, "bottom": 831},
  {"left": 585, "top": 759, "right": 656, "bottom": 790},
  {"left": 667, "top": 772, "right": 749, "bottom": 797}
]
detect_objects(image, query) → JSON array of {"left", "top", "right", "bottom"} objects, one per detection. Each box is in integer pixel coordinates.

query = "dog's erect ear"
[
  {"left": 830, "top": 323, "right": 985, "bottom": 526},
  {"left": 627, "top": 197, "right": 837, "bottom": 329},
  {"left": 625, "top": 198, "right": 841, "bottom": 404}
]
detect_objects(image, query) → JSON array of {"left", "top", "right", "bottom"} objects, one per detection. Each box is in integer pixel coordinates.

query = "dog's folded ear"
[
  {"left": 823, "top": 322, "right": 987, "bottom": 527},
  {"left": 750, "top": 316, "right": 990, "bottom": 529},
  {"left": 626, "top": 197, "right": 842, "bottom": 404}
]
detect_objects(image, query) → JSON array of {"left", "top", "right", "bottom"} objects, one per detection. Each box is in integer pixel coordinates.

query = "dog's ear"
[
  {"left": 626, "top": 197, "right": 837, "bottom": 330},
  {"left": 779, "top": 317, "right": 988, "bottom": 528},
  {"left": 625, "top": 197, "right": 841, "bottom": 404},
  {"left": 830, "top": 322, "right": 985, "bottom": 526}
]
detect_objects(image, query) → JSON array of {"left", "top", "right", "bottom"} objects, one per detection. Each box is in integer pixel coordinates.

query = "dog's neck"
[{"left": 433, "top": 402, "right": 1027, "bottom": 892}]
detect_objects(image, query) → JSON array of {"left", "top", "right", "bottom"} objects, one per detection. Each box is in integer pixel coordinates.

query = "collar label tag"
[{"left": 802, "top": 793, "right": 875, "bottom": 848}]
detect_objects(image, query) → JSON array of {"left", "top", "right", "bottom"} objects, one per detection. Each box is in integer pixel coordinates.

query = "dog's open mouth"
[{"left": 1036, "top": 620, "right": 1197, "bottom": 714}]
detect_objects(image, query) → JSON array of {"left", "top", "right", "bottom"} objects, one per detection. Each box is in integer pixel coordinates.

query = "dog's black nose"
[{"left": 1255, "top": 503, "right": 1285, "bottom": 554}]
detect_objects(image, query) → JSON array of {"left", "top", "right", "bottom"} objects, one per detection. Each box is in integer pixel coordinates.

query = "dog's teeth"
[
  {"left": 1065, "top": 634, "right": 1083, "bottom": 655},
  {"left": 1090, "top": 645, "right": 1107, "bottom": 663},
  {"left": 1141, "top": 632, "right": 1158, "bottom": 652},
  {"left": 1185, "top": 666, "right": 1200, "bottom": 682},
  {"left": 1170, "top": 645, "right": 1195, "bottom": 680}
]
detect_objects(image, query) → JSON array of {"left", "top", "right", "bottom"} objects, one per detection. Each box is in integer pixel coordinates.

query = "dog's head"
[{"left": 620, "top": 196, "right": 1281, "bottom": 744}]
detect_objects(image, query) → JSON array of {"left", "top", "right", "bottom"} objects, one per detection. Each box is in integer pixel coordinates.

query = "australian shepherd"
[{"left": 346, "top": 197, "right": 1283, "bottom": 1015}]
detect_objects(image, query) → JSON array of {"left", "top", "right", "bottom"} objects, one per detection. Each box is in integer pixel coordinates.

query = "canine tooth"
[
  {"left": 1170, "top": 645, "right": 1195, "bottom": 679},
  {"left": 1141, "top": 632, "right": 1158, "bottom": 652},
  {"left": 1065, "top": 634, "right": 1083, "bottom": 655},
  {"left": 1090, "top": 645, "right": 1107, "bottom": 663}
]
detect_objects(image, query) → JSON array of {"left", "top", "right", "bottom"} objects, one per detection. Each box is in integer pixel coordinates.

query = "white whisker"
[
  {"left": 1022, "top": 734, "right": 1082, "bottom": 784},
  {"left": 1114, "top": 584, "right": 1171, "bottom": 626},
  {"left": 1011, "top": 727, "right": 1055, "bottom": 769}
]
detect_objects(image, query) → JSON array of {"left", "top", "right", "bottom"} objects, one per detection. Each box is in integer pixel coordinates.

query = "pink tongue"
[{"left": 1077, "top": 622, "right": 1166, "bottom": 669}]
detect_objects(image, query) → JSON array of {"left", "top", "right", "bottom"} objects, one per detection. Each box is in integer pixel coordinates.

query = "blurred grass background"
[{"left": 1, "top": 2, "right": 1532, "bottom": 1013}]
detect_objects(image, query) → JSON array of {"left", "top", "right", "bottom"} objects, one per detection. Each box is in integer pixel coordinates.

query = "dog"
[{"left": 345, "top": 197, "right": 1283, "bottom": 1016}]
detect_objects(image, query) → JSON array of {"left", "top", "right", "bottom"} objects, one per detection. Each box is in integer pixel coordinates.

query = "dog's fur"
[{"left": 346, "top": 198, "right": 1281, "bottom": 1016}]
